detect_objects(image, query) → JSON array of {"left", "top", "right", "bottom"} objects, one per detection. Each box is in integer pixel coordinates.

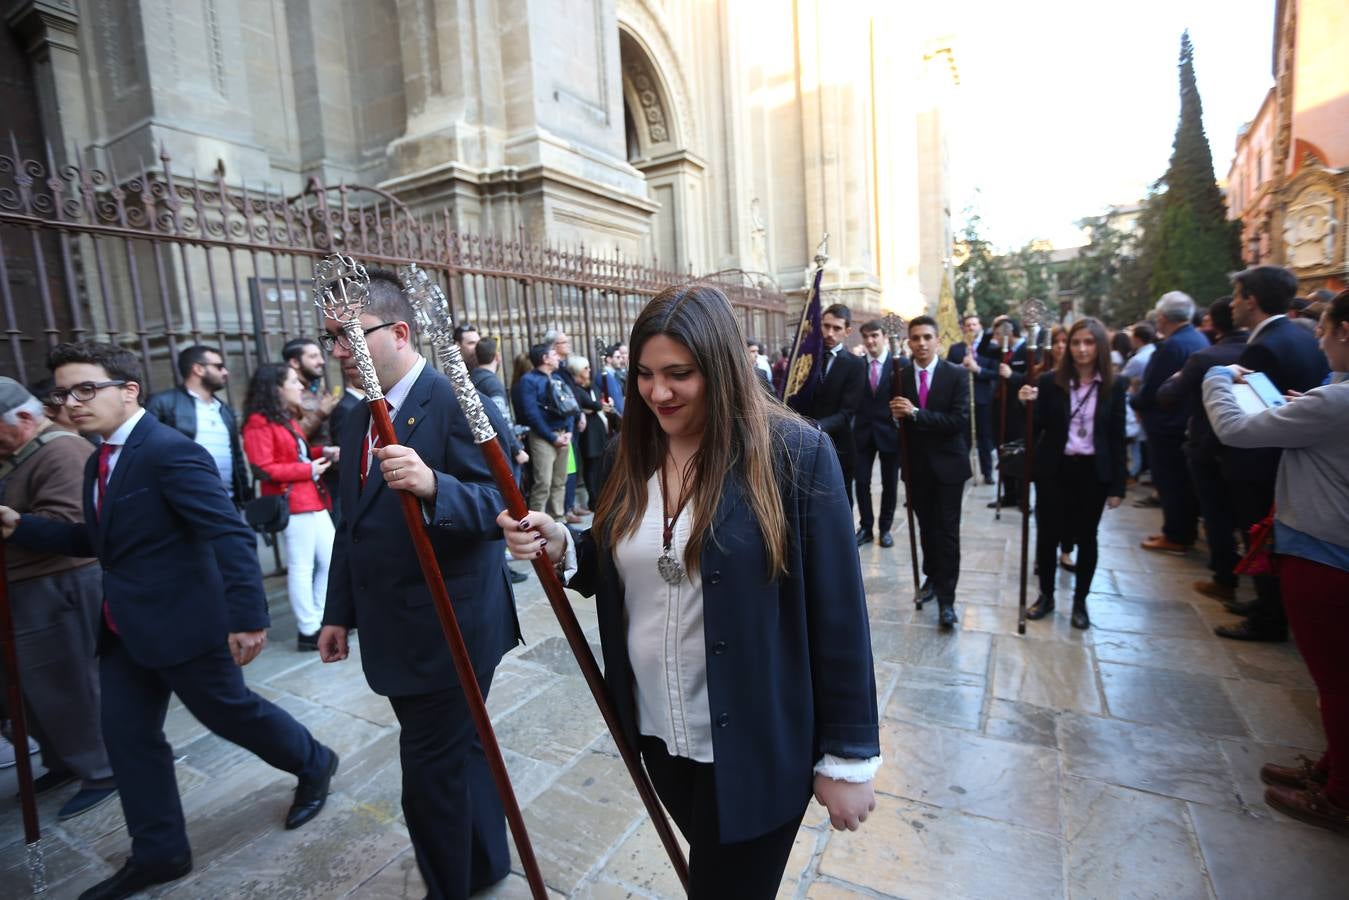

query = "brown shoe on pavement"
[
  {"left": 1260, "top": 757, "right": 1329, "bottom": 790},
  {"left": 1193, "top": 580, "right": 1236, "bottom": 602},
  {"left": 1140, "top": 535, "right": 1190, "bottom": 554},
  {"left": 1264, "top": 784, "right": 1349, "bottom": 835}
]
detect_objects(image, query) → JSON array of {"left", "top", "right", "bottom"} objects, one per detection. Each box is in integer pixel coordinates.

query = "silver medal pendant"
[
  {"left": 1077, "top": 427, "right": 1088, "bottom": 438},
  {"left": 657, "top": 546, "right": 685, "bottom": 585}
]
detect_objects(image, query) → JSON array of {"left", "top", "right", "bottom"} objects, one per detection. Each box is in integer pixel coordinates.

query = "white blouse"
[{"left": 613, "top": 474, "right": 714, "bottom": 762}]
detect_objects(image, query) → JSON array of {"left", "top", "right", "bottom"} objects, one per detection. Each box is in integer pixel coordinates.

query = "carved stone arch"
[{"left": 616, "top": 0, "right": 698, "bottom": 158}]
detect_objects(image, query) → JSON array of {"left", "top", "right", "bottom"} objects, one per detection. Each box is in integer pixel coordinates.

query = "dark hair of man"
[
  {"left": 1131, "top": 322, "right": 1157, "bottom": 344},
  {"left": 1054, "top": 317, "right": 1113, "bottom": 396},
  {"left": 528, "top": 343, "right": 551, "bottom": 368},
  {"left": 858, "top": 319, "right": 885, "bottom": 336},
  {"left": 746, "top": 338, "right": 760, "bottom": 350},
  {"left": 1110, "top": 331, "right": 1133, "bottom": 359},
  {"left": 1290, "top": 297, "right": 1310, "bottom": 313},
  {"left": 360, "top": 267, "right": 419, "bottom": 338},
  {"left": 962, "top": 313, "right": 981, "bottom": 327},
  {"left": 177, "top": 344, "right": 221, "bottom": 379},
  {"left": 594, "top": 284, "right": 800, "bottom": 579},
  {"left": 781, "top": 345, "right": 791, "bottom": 357},
  {"left": 1326, "top": 289, "right": 1349, "bottom": 329},
  {"left": 474, "top": 337, "right": 497, "bottom": 367},
  {"left": 243, "top": 362, "right": 295, "bottom": 425},
  {"left": 908, "top": 314, "right": 938, "bottom": 335},
  {"left": 822, "top": 303, "right": 852, "bottom": 325},
  {"left": 1230, "top": 265, "right": 1298, "bottom": 316},
  {"left": 1192, "top": 310, "right": 1209, "bottom": 329},
  {"left": 47, "top": 341, "right": 145, "bottom": 390},
  {"left": 1208, "top": 296, "right": 1235, "bottom": 335},
  {"left": 453, "top": 323, "right": 479, "bottom": 343},
  {"left": 28, "top": 377, "right": 55, "bottom": 405},
  {"left": 281, "top": 337, "right": 318, "bottom": 364}
]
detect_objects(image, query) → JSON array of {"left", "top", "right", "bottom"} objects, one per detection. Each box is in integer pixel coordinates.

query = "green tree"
[
  {"left": 953, "top": 210, "right": 1012, "bottom": 323},
  {"left": 1005, "top": 241, "right": 1054, "bottom": 306},
  {"left": 1147, "top": 32, "right": 1241, "bottom": 304},
  {"left": 1072, "top": 215, "right": 1130, "bottom": 319}
]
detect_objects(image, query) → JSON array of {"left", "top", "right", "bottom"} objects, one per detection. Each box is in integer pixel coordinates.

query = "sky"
[{"left": 938, "top": 0, "right": 1277, "bottom": 251}]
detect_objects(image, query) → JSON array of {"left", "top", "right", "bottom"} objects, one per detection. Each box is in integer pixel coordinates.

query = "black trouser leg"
[
  {"left": 1062, "top": 458, "right": 1107, "bottom": 601},
  {"left": 1035, "top": 477, "right": 1064, "bottom": 599},
  {"left": 1150, "top": 432, "right": 1198, "bottom": 544},
  {"left": 912, "top": 479, "right": 962, "bottom": 604},
  {"left": 975, "top": 401, "right": 994, "bottom": 480},
  {"left": 877, "top": 451, "right": 899, "bottom": 532},
  {"left": 855, "top": 443, "right": 877, "bottom": 531},
  {"left": 1188, "top": 457, "right": 1238, "bottom": 587}
]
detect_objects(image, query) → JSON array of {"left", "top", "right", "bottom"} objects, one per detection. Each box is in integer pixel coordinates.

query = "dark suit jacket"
[
  {"left": 947, "top": 340, "right": 999, "bottom": 405},
  {"left": 806, "top": 348, "right": 866, "bottom": 465},
  {"left": 323, "top": 363, "right": 521, "bottom": 697},
  {"left": 852, "top": 353, "right": 906, "bottom": 456},
  {"left": 1222, "top": 316, "right": 1331, "bottom": 484},
  {"left": 569, "top": 420, "right": 878, "bottom": 843},
  {"left": 11, "top": 413, "right": 269, "bottom": 668},
  {"left": 1026, "top": 373, "right": 1128, "bottom": 497},
  {"left": 978, "top": 335, "right": 1029, "bottom": 441},
  {"left": 1155, "top": 332, "right": 1248, "bottom": 463},
  {"left": 898, "top": 359, "right": 972, "bottom": 484},
  {"left": 144, "top": 386, "right": 251, "bottom": 504},
  {"left": 1131, "top": 323, "right": 1210, "bottom": 437}
]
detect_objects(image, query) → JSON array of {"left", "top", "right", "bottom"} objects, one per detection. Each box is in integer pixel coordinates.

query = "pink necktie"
[
  {"left": 918, "top": 369, "right": 929, "bottom": 409},
  {"left": 870, "top": 359, "right": 880, "bottom": 391}
]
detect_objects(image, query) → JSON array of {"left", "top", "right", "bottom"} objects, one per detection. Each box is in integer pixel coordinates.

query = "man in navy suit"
[
  {"left": 317, "top": 269, "right": 521, "bottom": 899},
  {"left": 946, "top": 313, "right": 998, "bottom": 484},
  {"left": 853, "top": 320, "right": 905, "bottom": 547},
  {"left": 1214, "top": 266, "right": 1330, "bottom": 642},
  {"left": 0, "top": 342, "right": 335, "bottom": 900},
  {"left": 890, "top": 316, "right": 972, "bottom": 628},
  {"left": 805, "top": 304, "right": 866, "bottom": 508}
]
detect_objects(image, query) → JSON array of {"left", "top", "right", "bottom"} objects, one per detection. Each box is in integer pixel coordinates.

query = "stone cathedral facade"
[{"left": 5, "top": 0, "right": 956, "bottom": 317}]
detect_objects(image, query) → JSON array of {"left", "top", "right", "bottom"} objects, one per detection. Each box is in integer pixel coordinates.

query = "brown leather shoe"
[
  {"left": 1193, "top": 580, "right": 1236, "bottom": 602},
  {"left": 1140, "top": 535, "right": 1190, "bottom": 554},
  {"left": 1260, "top": 757, "right": 1329, "bottom": 790},
  {"left": 1264, "top": 784, "right": 1349, "bottom": 835}
]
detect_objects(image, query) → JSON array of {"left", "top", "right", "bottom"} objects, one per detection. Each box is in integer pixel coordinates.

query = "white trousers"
[{"left": 281, "top": 509, "right": 335, "bottom": 637}]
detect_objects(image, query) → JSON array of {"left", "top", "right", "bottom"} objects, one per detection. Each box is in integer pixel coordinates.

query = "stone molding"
[{"left": 616, "top": 0, "right": 697, "bottom": 155}]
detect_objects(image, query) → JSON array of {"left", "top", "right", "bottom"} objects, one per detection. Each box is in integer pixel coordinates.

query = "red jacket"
[{"left": 242, "top": 414, "right": 329, "bottom": 514}]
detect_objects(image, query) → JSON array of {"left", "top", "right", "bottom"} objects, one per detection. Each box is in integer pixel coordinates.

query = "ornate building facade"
[
  {"left": 1226, "top": 0, "right": 1348, "bottom": 293},
  {"left": 4, "top": 0, "right": 956, "bottom": 323}
]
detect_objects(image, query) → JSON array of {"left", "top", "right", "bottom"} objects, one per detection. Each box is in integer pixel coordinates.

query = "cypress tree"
[{"left": 1148, "top": 31, "right": 1242, "bottom": 303}]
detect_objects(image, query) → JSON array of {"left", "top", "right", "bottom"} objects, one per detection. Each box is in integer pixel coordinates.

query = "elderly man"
[
  {"left": 1131, "top": 292, "right": 1210, "bottom": 553},
  {"left": 0, "top": 378, "right": 115, "bottom": 821}
]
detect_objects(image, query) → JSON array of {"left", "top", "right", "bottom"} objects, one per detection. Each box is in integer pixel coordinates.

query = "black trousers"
[
  {"left": 1035, "top": 456, "right": 1108, "bottom": 602},
  {"left": 855, "top": 444, "right": 899, "bottom": 533},
  {"left": 1189, "top": 457, "right": 1239, "bottom": 587},
  {"left": 973, "top": 400, "right": 994, "bottom": 479},
  {"left": 910, "top": 477, "right": 963, "bottom": 605},
  {"left": 1149, "top": 432, "right": 1199, "bottom": 544},
  {"left": 640, "top": 736, "right": 805, "bottom": 899},
  {"left": 100, "top": 638, "right": 327, "bottom": 864},
  {"left": 388, "top": 664, "right": 509, "bottom": 900},
  {"left": 1228, "top": 478, "right": 1285, "bottom": 633}
]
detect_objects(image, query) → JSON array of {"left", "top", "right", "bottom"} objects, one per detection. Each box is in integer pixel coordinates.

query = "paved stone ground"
[{"left": 3, "top": 476, "right": 1348, "bottom": 899}]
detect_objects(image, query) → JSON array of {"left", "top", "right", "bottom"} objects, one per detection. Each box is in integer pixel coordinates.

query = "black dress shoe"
[
  {"left": 938, "top": 605, "right": 958, "bottom": 628},
  {"left": 1070, "top": 602, "right": 1091, "bottom": 630},
  {"left": 286, "top": 747, "right": 339, "bottom": 830},
  {"left": 32, "top": 769, "right": 77, "bottom": 795},
  {"left": 508, "top": 568, "right": 529, "bottom": 584},
  {"left": 1214, "top": 621, "right": 1287, "bottom": 643},
  {"left": 919, "top": 579, "right": 935, "bottom": 600},
  {"left": 296, "top": 631, "right": 319, "bottom": 652},
  {"left": 856, "top": 529, "right": 873, "bottom": 546},
  {"left": 1026, "top": 594, "right": 1054, "bottom": 620},
  {"left": 878, "top": 532, "right": 894, "bottom": 548},
  {"left": 1224, "top": 599, "right": 1258, "bottom": 616},
  {"left": 983, "top": 475, "right": 995, "bottom": 485},
  {"left": 78, "top": 855, "right": 192, "bottom": 900}
]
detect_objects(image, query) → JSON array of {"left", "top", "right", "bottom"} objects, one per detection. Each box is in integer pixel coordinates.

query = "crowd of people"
[{"left": 0, "top": 261, "right": 1344, "bottom": 899}]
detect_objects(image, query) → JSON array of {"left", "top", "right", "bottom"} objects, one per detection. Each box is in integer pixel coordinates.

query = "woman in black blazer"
[
  {"left": 1018, "top": 317, "right": 1127, "bottom": 628},
  {"left": 500, "top": 286, "right": 879, "bottom": 897}
]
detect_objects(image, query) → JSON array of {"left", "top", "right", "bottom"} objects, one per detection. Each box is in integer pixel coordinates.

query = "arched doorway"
[{"left": 618, "top": 28, "right": 705, "bottom": 273}]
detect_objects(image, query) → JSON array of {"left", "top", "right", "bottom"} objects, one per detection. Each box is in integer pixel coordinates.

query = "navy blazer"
[
  {"left": 323, "top": 364, "right": 521, "bottom": 698},
  {"left": 569, "top": 421, "right": 879, "bottom": 843},
  {"left": 1155, "top": 332, "right": 1248, "bottom": 464},
  {"left": 947, "top": 340, "right": 998, "bottom": 405},
  {"left": 10, "top": 413, "right": 269, "bottom": 668},
  {"left": 1026, "top": 373, "right": 1128, "bottom": 497},
  {"left": 1131, "top": 323, "right": 1210, "bottom": 437},
  {"left": 898, "top": 359, "right": 972, "bottom": 484},
  {"left": 511, "top": 369, "right": 573, "bottom": 441},
  {"left": 853, "top": 354, "right": 906, "bottom": 456}
]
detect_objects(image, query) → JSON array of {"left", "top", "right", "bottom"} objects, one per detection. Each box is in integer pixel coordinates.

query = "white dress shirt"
[{"left": 93, "top": 407, "right": 147, "bottom": 507}]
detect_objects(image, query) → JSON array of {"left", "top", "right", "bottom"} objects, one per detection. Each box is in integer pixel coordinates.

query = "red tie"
[
  {"left": 95, "top": 443, "right": 119, "bottom": 633},
  {"left": 918, "top": 369, "right": 930, "bottom": 410}
]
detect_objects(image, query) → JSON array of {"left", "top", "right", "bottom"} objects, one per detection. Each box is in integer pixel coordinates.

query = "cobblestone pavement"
[{"left": 3, "top": 477, "right": 1347, "bottom": 899}]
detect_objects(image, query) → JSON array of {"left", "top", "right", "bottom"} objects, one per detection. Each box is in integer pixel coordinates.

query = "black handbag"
[
  {"left": 997, "top": 440, "right": 1025, "bottom": 472},
  {"left": 244, "top": 487, "right": 291, "bottom": 534}
]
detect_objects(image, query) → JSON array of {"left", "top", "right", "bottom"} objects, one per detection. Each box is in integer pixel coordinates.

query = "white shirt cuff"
[
  {"left": 556, "top": 522, "right": 579, "bottom": 583},
  {"left": 814, "top": 754, "right": 882, "bottom": 783}
]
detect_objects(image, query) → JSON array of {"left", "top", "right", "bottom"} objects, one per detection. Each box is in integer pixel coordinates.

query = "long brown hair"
[
  {"left": 593, "top": 285, "right": 799, "bottom": 578},
  {"left": 1054, "top": 317, "right": 1113, "bottom": 394}
]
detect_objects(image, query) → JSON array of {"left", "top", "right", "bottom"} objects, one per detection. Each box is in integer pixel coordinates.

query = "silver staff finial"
[{"left": 313, "top": 253, "right": 371, "bottom": 323}]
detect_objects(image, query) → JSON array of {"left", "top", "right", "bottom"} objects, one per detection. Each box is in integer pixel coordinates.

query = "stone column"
[{"left": 6, "top": 0, "right": 91, "bottom": 163}]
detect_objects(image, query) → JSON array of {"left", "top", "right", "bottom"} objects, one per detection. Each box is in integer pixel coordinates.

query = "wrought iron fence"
[{"left": 0, "top": 137, "right": 789, "bottom": 405}]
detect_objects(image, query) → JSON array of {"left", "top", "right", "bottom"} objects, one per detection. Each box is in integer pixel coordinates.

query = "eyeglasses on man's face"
[
  {"left": 47, "top": 380, "right": 128, "bottom": 406},
  {"left": 319, "top": 322, "right": 396, "bottom": 353}
]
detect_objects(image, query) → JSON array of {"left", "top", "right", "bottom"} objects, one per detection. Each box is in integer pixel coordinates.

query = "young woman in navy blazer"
[
  {"left": 499, "top": 286, "right": 880, "bottom": 897},
  {"left": 1018, "top": 317, "right": 1128, "bottom": 628}
]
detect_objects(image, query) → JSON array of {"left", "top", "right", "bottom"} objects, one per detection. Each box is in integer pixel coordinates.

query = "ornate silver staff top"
[
  {"left": 1019, "top": 297, "right": 1050, "bottom": 349},
  {"left": 313, "top": 253, "right": 383, "bottom": 402},
  {"left": 882, "top": 312, "right": 906, "bottom": 359},
  {"left": 398, "top": 263, "right": 499, "bottom": 445}
]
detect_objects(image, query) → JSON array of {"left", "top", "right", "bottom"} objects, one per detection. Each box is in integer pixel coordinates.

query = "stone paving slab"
[{"left": 2, "top": 478, "right": 1342, "bottom": 899}]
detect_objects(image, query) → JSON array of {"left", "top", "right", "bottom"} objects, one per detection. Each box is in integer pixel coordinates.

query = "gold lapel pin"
[{"left": 407, "top": 416, "right": 416, "bottom": 426}]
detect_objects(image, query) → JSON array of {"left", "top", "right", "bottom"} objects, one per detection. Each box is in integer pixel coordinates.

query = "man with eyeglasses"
[
  {"left": 0, "top": 342, "right": 337, "bottom": 900},
  {"left": 282, "top": 337, "right": 341, "bottom": 442},
  {"left": 145, "top": 346, "right": 250, "bottom": 507}
]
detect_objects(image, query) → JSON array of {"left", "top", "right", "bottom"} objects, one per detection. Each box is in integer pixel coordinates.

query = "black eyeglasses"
[
  {"left": 319, "top": 322, "right": 396, "bottom": 352},
  {"left": 47, "top": 380, "right": 128, "bottom": 406}
]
